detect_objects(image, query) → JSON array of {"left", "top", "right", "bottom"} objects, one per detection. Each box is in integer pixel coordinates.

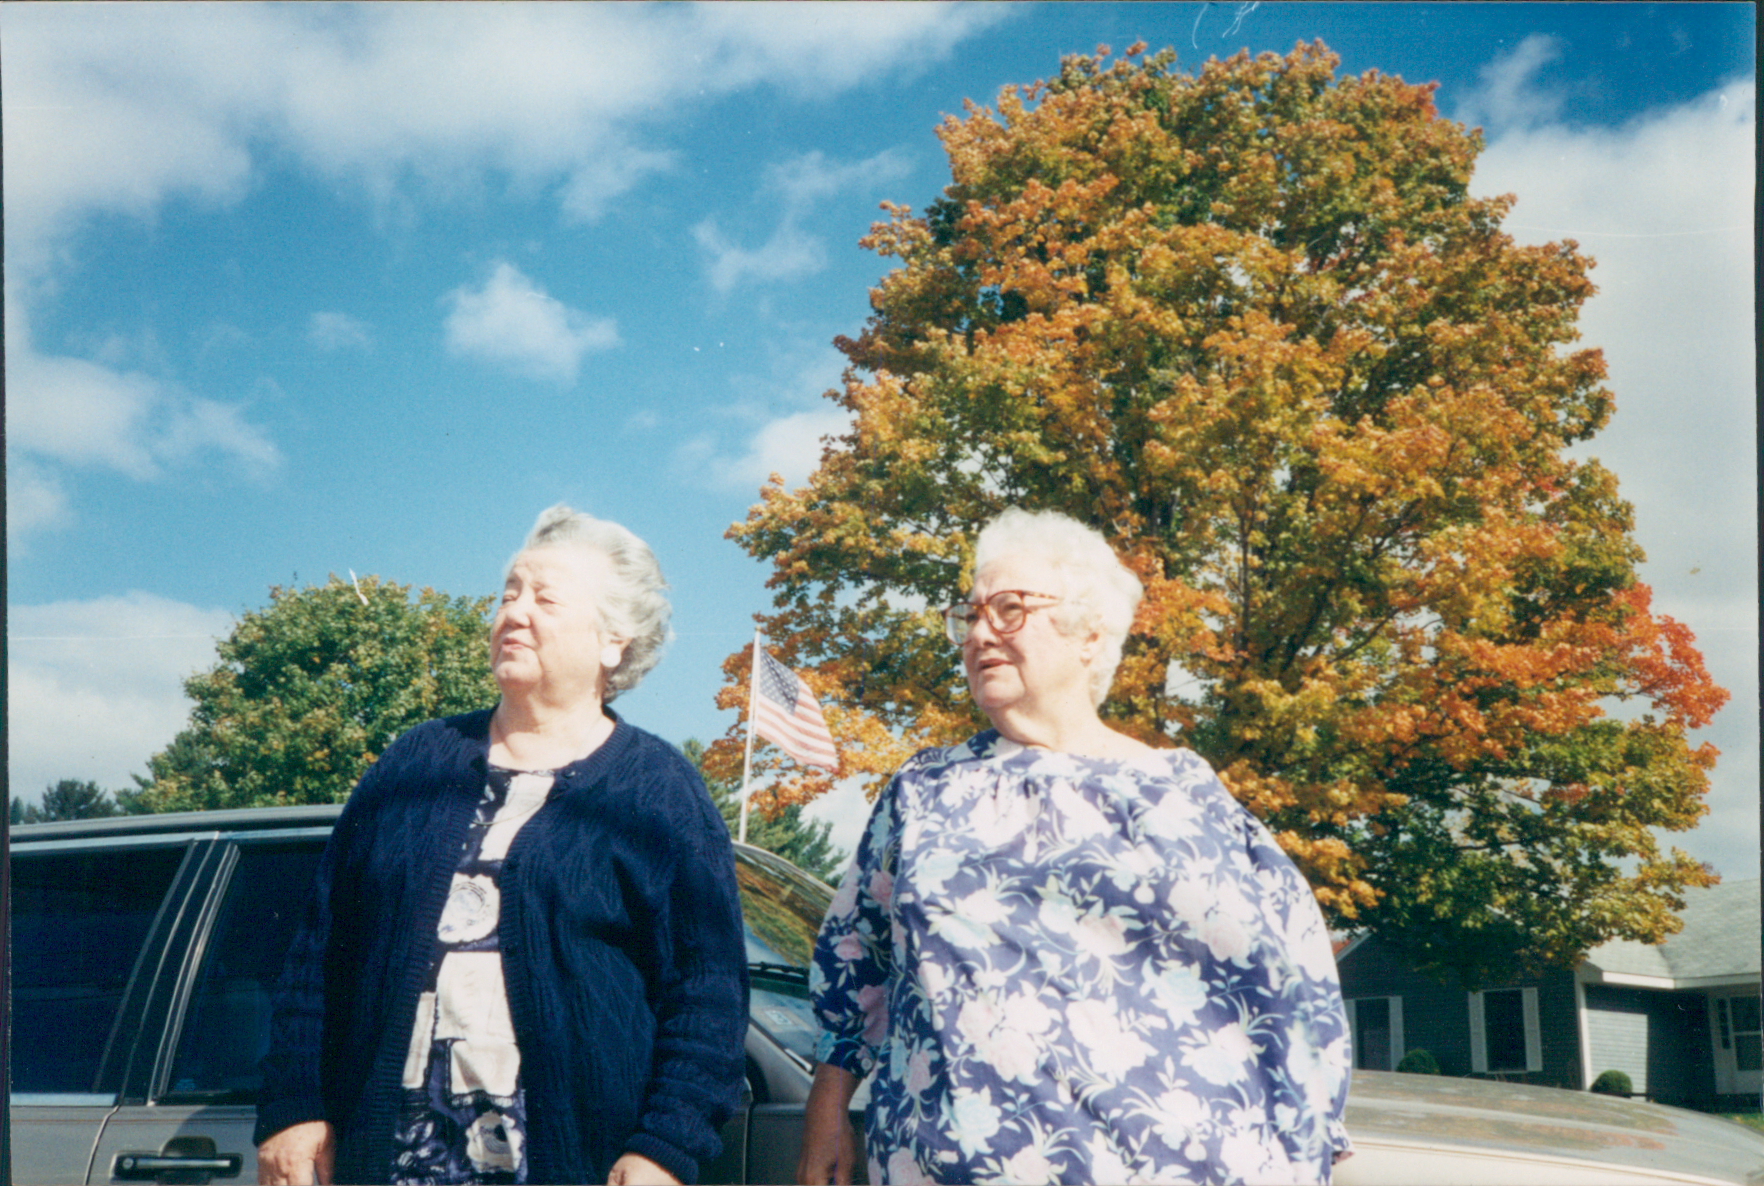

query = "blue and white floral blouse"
[{"left": 810, "top": 732, "right": 1353, "bottom": 1185}]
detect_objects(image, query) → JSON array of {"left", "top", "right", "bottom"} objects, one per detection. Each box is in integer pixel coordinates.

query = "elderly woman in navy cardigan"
[{"left": 256, "top": 506, "right": 749, "bottom": 1186}]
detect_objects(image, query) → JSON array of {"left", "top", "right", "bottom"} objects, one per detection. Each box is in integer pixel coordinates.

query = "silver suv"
[{"left": 10, "top": 804, "right": 835, "bottom": 1185}]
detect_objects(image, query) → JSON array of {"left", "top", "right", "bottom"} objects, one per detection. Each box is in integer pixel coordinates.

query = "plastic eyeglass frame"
[{"left": 942, "top": 589, "right": 1062, "bottom": 645}]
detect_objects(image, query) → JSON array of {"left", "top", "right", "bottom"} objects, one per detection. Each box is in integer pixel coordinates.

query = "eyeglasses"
[{"left": 942, "top": 590, "right": 1062, "bottom": 645}]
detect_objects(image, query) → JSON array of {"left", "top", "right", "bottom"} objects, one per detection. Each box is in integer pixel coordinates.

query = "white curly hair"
[
  {"left": 971, "top": 507, "right": 1143, "bottom": 707},
  {"left": 511, "top": 504, "right": 673, "bottom": 700}
]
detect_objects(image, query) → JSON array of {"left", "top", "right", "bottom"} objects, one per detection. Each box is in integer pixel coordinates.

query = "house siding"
[
  {"left": 1532, "top": 970, "right": 1584, "bottom": 1089},
  {"left": 1336, "top": 939, "right": 1582, "bottom": 1090},
  {"left": 1336, "top": 881, "right": 1760, "bottom": 1114},
  {"left": 1337, "top": 940, "right": 1477, "bottom": 1075}
]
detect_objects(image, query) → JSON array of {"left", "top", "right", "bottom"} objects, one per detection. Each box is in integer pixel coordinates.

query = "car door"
[
  {"left": 89, "top": 829, "right": 327, "bottom": 1186},
  {"left": 85, "top": 825, "right": 800, "bottom": 1185},
  {"left": 11, "top": 831, "right": 216, "bottom": 1185},
  {"left": 81, "top": 826, "right": 846, "bottom": 1185}
]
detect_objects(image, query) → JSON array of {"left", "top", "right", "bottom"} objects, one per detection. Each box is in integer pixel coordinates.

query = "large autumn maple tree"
[{"left": 707, "top": 43, "right": 1728, "bottom": 984}]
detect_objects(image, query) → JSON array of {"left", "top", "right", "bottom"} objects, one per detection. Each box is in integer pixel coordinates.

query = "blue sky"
[{"left": 5, "top": 3, "right": 1755, "bottom": 875}]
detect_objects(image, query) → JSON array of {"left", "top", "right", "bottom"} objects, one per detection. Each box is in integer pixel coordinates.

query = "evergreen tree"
[
  {"left": 684, "top": 738, "right": 846, "bottom": 883},
  {"left": 11, "top": 779, "right": 122, "bottom": 823}
]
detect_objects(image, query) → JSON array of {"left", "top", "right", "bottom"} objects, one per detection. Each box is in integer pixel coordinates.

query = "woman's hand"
[
  {"left": 797, "top": 1063, "right": 861, "bottom": 1185},
  {"left": 607, "top": 1152, "right": 681, "bottom": 1185},
  {"left": 257, "top": 1120, "right": 335, "bottom": 1185}
]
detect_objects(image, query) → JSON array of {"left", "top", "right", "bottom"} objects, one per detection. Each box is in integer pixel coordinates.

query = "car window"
[
  {"left": 735, "top": 849, "right": 834, "bottom": 1065},
  {"left": 737, "top": 850, "right": 831, "bottom": 969},
  {"left": 10, "top": 844, "right": 189, "bottom": 1096},
  {"left": 162, "top": 840, "right": 325, "bottom": 1101},
  {"left": 157, "top": 839, "right": 832, "bottom": 1096}
]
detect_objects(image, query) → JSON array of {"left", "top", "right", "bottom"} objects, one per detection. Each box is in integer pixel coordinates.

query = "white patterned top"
[
  {"left": 811, "top": 732, "right": 1353, "bottom": 1185},
  {"left": 393, "top": 768, "right": 553, "bottom": 1184}
]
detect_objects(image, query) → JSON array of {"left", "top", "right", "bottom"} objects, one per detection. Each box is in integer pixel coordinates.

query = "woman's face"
[
  {"left": 962, "top": 555, "right": 1094, "bottom": 719},
  {"left": 490, "top": 546, "right": 625, "bottom": 705}
]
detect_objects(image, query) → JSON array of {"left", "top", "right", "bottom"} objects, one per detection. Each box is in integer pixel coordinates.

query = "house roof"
[{"left": 1582, "top": 878, "right": 1761, "bottom": 987}]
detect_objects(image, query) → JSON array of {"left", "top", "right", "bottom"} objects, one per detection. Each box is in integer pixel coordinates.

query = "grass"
[{"left": 1718, "top": 1112, "right": 1764, "bottom": 1133}]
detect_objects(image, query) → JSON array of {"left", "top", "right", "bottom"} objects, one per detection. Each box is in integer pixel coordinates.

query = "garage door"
[{"left": 1585, "top": 1006, "right": 1648, "bottom": 1094}]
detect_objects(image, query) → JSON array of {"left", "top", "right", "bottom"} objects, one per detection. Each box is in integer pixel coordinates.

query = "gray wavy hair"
[
  {"left": 512, "top": 504, "right": 673, "bottom": 700},
  {"left": 971, "top": 508, "right": 1143, "bottom": 707}
]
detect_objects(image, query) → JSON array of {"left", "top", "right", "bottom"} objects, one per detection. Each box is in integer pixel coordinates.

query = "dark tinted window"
[
  {"left": 164, "top": 841, "right": 324, "bottom": 1100},
  {"left": 1484, "top": 988, "right": 1527, "bottom": 1071},
  {"left": 1354, "top": 998, "right": 1392, "bottom": 1071},
  {"left": 161, "top": 841, "right": 830, "bottom": 1094},
  {"left": 11, "top": 844, "right": 188, "bottom": 1094}
]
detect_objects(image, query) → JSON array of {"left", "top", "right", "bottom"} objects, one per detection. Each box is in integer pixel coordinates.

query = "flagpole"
[{"left": 738, "top": 628, "right": 761, "bottom": 845}]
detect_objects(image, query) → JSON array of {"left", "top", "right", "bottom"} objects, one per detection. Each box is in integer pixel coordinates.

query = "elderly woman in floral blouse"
[{"left": 798, "top": 508, "right": 1352, "bottom": 1186}]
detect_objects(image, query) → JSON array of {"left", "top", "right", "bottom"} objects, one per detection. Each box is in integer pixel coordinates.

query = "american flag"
[{"left": 753, "top": 649, "right": 838, "bottom": 771}]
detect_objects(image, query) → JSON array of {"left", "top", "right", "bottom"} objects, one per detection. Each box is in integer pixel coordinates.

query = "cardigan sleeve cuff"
[
  {"left": 622, "top": 1131, "right": 701, "bottom": 1185},
  {"left": 252, "top": 1092, "right": 328, "bottom": 1147}
]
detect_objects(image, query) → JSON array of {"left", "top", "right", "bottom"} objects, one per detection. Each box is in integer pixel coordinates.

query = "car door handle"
[{"left": 112, "top": 1152, "right": 244, "bottom": 1180}]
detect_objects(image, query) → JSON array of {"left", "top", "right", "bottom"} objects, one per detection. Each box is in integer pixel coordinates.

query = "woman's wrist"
[{"left": 809, "top": 1062, "right": 861, "bottom": 1108}]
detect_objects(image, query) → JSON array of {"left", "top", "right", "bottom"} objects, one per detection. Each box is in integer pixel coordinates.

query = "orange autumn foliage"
[{"left": 708, "top": 43, "right": 1728, "bottom": 985}]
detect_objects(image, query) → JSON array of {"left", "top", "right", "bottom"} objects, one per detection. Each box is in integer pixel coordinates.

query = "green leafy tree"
[
  {"left": 134, "top": 575, "right": 499, "bottom": 811},
  {"left": 683, "top": 739, "right": 846, "bottom": 883},
  {"left": 706, "top": 42, "right": 1728, "bottom": 986},
  {"left": 10, "top": 779, "right": 123, "bottom": 823}
]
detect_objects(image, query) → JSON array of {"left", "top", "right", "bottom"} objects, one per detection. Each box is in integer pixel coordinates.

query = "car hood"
[{"left": 1342, "top": 1071, "right": 1764, "bottom": 1185}]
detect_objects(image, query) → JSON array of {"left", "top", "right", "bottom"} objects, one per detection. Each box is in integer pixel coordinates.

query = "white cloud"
[
  {"left": 674, "top": 335, "right": 855, "bottom": 492},
  {"left": 766, "top": 148, "right": 912, "bottom": 210},
  {"left": 1, "top": 3, "right": 1008, "bottom": 277},
  {"left": 694, "top": 219, "right": 826, "bottom": 292},
  {"left": 717, "top": 407, "right": 851, "bottom": 490},
  {"left": 7, "top": 593, "right": 236, "bottom": 803},
  {"left": 677, "top": 406, "right": 851, "bottom": 494},
  {"left": 308, "top": 311, "right": 374, "bottom": 351},
  {"left": 5, "top": 459, "right": 72, "bottom": 538},
  {"left": 695, "top": 149, "right": 912, "bottom": 292},
  {"left": 1460, "top": 51, "right": 1757, "bottom": 877},
  {"left": 0, "top": 4, "right": 1004, "bottom": 531},
  {"left": 4, "top": 295, "right": 282, "bottom": 504},
  {"left": 442, "top": 261, "right": 618, "bottom": 384},
  {"left": 691, "top": 2, "right": 1013, "bottom": 95},
  {"left": 558, "top": 145, "right": 679, "bottom": 223},
  {"left": 1466, "top": 77, "right": 1755, "bottom": 613},
  {"left": 1455, "top": 33, "right": 1568, "bottom": 134}
]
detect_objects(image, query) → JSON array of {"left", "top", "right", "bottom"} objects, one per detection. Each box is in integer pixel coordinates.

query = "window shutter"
[
  {"left": 1469, "top": 991, "right": 1488, "bottom": 1073},
  {"left": 1389, "top": 996, "right": 1405, "bottom": 1069},
  {"left": 1522, "top": 986, "right": 1542, "bottom": 1072},
  {"left": 1345, "top": 997, "right": 1359, "bottom": 1067}
]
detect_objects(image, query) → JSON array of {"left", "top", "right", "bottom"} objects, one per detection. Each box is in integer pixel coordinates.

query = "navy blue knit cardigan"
[{"left": 255, "top": 708, "right": 750, "bottom": 1185}]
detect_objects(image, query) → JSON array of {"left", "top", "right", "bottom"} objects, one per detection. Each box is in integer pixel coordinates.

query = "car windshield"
[{"left": 735, "top": 847, "right": 834, "bottom": 1065}]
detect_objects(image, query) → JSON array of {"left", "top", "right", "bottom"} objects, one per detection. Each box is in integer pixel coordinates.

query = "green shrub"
[
  {"left": 1395, "top": 1049, "right": 1440, "bottom": 1074},
  {"left": 1589, "top": 1069, "right": 1633, "bottom": 1096}
]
